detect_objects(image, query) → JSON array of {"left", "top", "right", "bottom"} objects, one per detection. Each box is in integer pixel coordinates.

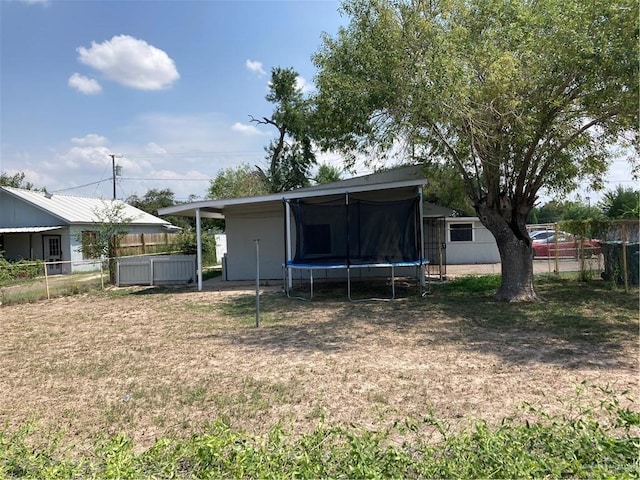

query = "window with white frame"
[{"left": 449, "top": 223, "right": 473, "bottom": 242}]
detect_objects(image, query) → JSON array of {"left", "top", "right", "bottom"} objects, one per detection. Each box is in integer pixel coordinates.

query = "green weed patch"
[{"left": 1, "top": 388, "right": 638, "bottom": 479}]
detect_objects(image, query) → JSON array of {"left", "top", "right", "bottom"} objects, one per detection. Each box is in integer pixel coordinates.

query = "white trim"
[{"left": 448, "top": 221, "right": 475, "bottom": 242}]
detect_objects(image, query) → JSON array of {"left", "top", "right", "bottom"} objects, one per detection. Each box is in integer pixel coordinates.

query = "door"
[
  {"left": 424, "top": 217, "right": 446, "bottom": 280},
  {"left": 43, "top": 235, "right": 62, "bottom": 274}
]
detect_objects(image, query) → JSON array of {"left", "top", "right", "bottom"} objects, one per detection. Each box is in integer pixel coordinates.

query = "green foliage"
[
  {"left": 170, "top": 231, "right": 217, "bottom": 265},
  {"left": 126, "top": 188, "right": 191, "bottom": 230},
  {"left": 314, "top": 163, "right": 343, "bottom": 184},
  {"left": 253, "top": 67, "right": 316, "bottom": 193},
  {"left": 0, "top": 171, "right": 38, "bottom": 190},
  {"left": 1, "top": 388, "right": 638, "bottom": 478},
  {"left": 422, "top": 162, "right": 475, "bottom": 216},
  {"left": 75, "top": 202, "right": 133, "bottom": 261},
  {"left": 312, "top": 0, "right": 638, "bottom": 299},
  {"left": 0, "top": 255, "right": 43, "bottom": 284},
  {"left": 314, "top": 0, "right": 637, "bottom": 200},
  {"left": 436, "top": 274, "right": 502, "bottom": 293},
  {"left": 599, "top": 186, "right": 640, "bottom": 219},
  {"left": 207, "top": 163, "right": 269, "bottom": 200},
  {"left": 529, "top": 198, "right": 603, "bottom": 223}
]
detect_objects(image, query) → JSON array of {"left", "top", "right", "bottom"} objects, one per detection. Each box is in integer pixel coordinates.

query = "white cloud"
[
  {"left": 54, "top": 145, "right": 112, "bottom": 169},
  {"left": 70, "top": 133, "right": 107, "bottom": 146},
  {"left": 145, "top": 142, "right": 168, "bottom": 154},
  {"left": 68, "top": 73, "right": 102, "bottom": 94},
  {"left": 231, "top": 122, "right": 267, "bottom": 136},
  {"left": 76, "top": 35, "right": 179, "bottom": 90},
  {"left": 246, "top": 59, "right": 266, "bottom": 77},
  {"left": 19, "top": 0, "right": 49, "bottom": 5},
  {"left": 295, "top": 75, "right": 314, "bottom": 94}
]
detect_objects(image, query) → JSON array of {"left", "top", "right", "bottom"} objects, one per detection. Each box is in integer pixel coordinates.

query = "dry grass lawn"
[{"left": 0, "top": 277, "right": 637, "bottom": 455}]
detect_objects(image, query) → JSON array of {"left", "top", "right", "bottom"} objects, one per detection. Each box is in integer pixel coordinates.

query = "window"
[
  {"left": 304, "top": 224, "right": 331, "bottom": 255},
  {"left": 449, "top": 223, "right": 473, "bottom": 242},
  {"left": 81, "top": 231, "right": 99, "bottom": 259}
]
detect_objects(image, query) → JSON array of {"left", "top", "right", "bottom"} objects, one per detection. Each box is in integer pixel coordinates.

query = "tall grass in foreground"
[{"left": 1, "top": 386, "right": 638, "bottom": 479}]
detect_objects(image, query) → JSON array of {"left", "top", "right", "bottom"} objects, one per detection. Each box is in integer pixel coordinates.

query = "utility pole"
[
  {"left": 109, "top": 154, "right": 123, "bottom": 200},
  {"left": 110, "top": 154, "right": 117, "bottom": 200}
]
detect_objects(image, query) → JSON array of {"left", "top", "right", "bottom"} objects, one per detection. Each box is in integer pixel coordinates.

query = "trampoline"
[{"left": 283, "top": 189, "right": 428, "bottom": 301}]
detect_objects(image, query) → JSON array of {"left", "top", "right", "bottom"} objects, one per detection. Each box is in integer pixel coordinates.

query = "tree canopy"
[
  {"left": 207, "top": 164, "right": 269, "bottom": 200},
  {"left": 0, "top": 171, "right": 39, "bottom": 190},
  {"left": 252, "top": 67, "right": 316, "bottom": 193},
  {"left": 598, "top": 186, "right": 640, "bottom": 219},
  {"left": 314, "top": 163, "right": 343, "bottom": 185},
  {"left": 312, "top": 0, "right": 638, "bottom": 301}
]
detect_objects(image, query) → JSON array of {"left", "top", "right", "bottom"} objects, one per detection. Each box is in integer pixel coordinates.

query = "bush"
[
  {"left": 0, "top": 254, "right": 43, "bottom": 284},
  {"left": 170, "top": 232, "right": 217, "bottom": 265}
]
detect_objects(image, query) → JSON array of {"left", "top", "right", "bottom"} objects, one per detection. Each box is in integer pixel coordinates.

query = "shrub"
[
  {"left": 0, "top": 254, "right": 43, "bottom": 284},
  {"left": 170, "top": 231, "right": 217, "bottom": 265}
]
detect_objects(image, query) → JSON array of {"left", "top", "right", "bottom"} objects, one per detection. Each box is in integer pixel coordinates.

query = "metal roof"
[
  {"left": 0, "top": 226, "right": 64, "bottom": 234},
  {"left": 1, "top": 187, "right": 169, "bottom": 225},
  {"left": 159, "top": 165, "right": 428, "bottom": 218}
]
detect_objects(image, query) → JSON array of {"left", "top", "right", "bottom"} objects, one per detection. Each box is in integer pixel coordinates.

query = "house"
[{"left": 0, "top": 187, "right": 173, "bottom": 274}]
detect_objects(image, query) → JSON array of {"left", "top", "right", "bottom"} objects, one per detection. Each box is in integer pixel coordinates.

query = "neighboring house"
[
  {"left": 443, "top": 217, "right": 500, "bottom": 264},
  {"left": 0, "top": 187, "right": 173, "bottom": 274}
]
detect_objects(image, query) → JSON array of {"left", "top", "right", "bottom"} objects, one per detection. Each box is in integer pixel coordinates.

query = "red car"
[{"left": 532, "top": 231, "right": 601, "bottom": 258}]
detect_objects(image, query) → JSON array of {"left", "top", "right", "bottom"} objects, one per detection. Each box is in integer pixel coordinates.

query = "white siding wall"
[
  {"left": 224, "top": 205, "right": 285, "bottom": 281},
  {"left": 445, "top": 218, "right": 500, "bottom": 264},
  {"left": 0, "top": 192, "right": 62, "bottom": 227},
  {"left": 68, "top": 224, "right": 174, "bottom": 273}
]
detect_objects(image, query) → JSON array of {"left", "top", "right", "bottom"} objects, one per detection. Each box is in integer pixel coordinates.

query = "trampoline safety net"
[{"left": 289, "top": 196, "right": 421, "bottom": 265}]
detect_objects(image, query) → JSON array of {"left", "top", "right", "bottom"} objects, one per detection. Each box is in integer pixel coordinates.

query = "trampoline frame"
[{"left": 283, "top": 260, "right": 429, "bottom": 301}]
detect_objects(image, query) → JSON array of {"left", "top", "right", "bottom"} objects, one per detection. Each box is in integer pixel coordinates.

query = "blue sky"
[
  {"left": 0, "top": 0, "right": 635, "bottom": 205},
  {"left": 1, "top": 0, "right": 347, "bottom": 201}
]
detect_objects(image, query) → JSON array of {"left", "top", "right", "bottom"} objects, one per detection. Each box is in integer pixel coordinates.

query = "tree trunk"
[
  {"left": 108, "top": 235, "right": 117, "bottom": 285},
  {"left": 476, "top": 203, "right": 538, "bottom": 302}
]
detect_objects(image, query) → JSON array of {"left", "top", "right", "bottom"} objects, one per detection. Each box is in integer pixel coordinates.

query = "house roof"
[
  {"left": 1, "top": 187, "right": 170, "bottom": 226},
  {"left": 159, "top": 164, "right": 428, "bottom": 219}
]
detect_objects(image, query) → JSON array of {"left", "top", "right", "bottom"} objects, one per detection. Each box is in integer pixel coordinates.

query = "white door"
[{"left": 43, "top": 235, "right": 62, "bottom": 274}]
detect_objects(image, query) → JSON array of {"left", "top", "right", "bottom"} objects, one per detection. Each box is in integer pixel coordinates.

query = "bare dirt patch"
[{"left": 0, "top": 282, "right": 637, "bottom": 454}]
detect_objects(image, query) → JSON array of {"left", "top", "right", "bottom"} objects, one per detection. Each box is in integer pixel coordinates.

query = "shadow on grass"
[{"left": 214, "top": 276, "right": 638, "bottom": 370}]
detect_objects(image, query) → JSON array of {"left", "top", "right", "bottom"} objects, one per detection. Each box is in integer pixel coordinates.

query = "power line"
[
  {"left": 50, "top": 178, "right": 111, "bottom": 193},
  {"left": 120, "top": 177, "right": 212, "bottom": 181}
]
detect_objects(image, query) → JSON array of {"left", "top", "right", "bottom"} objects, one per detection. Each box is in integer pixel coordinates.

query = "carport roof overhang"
[
  {"left": 0, "top": 226, "right": 64, "bottom": 233},
  {"left": 158, "top": 178, "right": 427, "bottom": 219}
]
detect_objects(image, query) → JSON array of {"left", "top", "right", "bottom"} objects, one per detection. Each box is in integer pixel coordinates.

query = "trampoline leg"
[
  {"left": 391, "top": 265, "right": 395, "bottom": 300},
  {"left": 310, "top": 269, "right": 314, "bottom": 300},
  {"left": 347, "top": 268, "right": 352, "bottom": 301}
]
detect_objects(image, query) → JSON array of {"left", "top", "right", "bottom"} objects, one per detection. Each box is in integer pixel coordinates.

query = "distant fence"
[
  {"left": 116, "top": 255, "right": 196, "bottom": 287},
  {"left": 116, "top": 233, "right": 181, "bottom": 257},
  {"left": 0, "top": 259, "right": 105, "bottom": 304}
]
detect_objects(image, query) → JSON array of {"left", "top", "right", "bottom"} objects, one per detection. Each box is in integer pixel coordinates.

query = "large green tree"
[
  {"left": 126, "top": 188, "right": 192, "bottom": 230},
  {"left": 251, "top": 67, "right": 316, "bottom": 193},
  {"left": 312, "top": 0, "right": 638, "bottom": 301}
]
